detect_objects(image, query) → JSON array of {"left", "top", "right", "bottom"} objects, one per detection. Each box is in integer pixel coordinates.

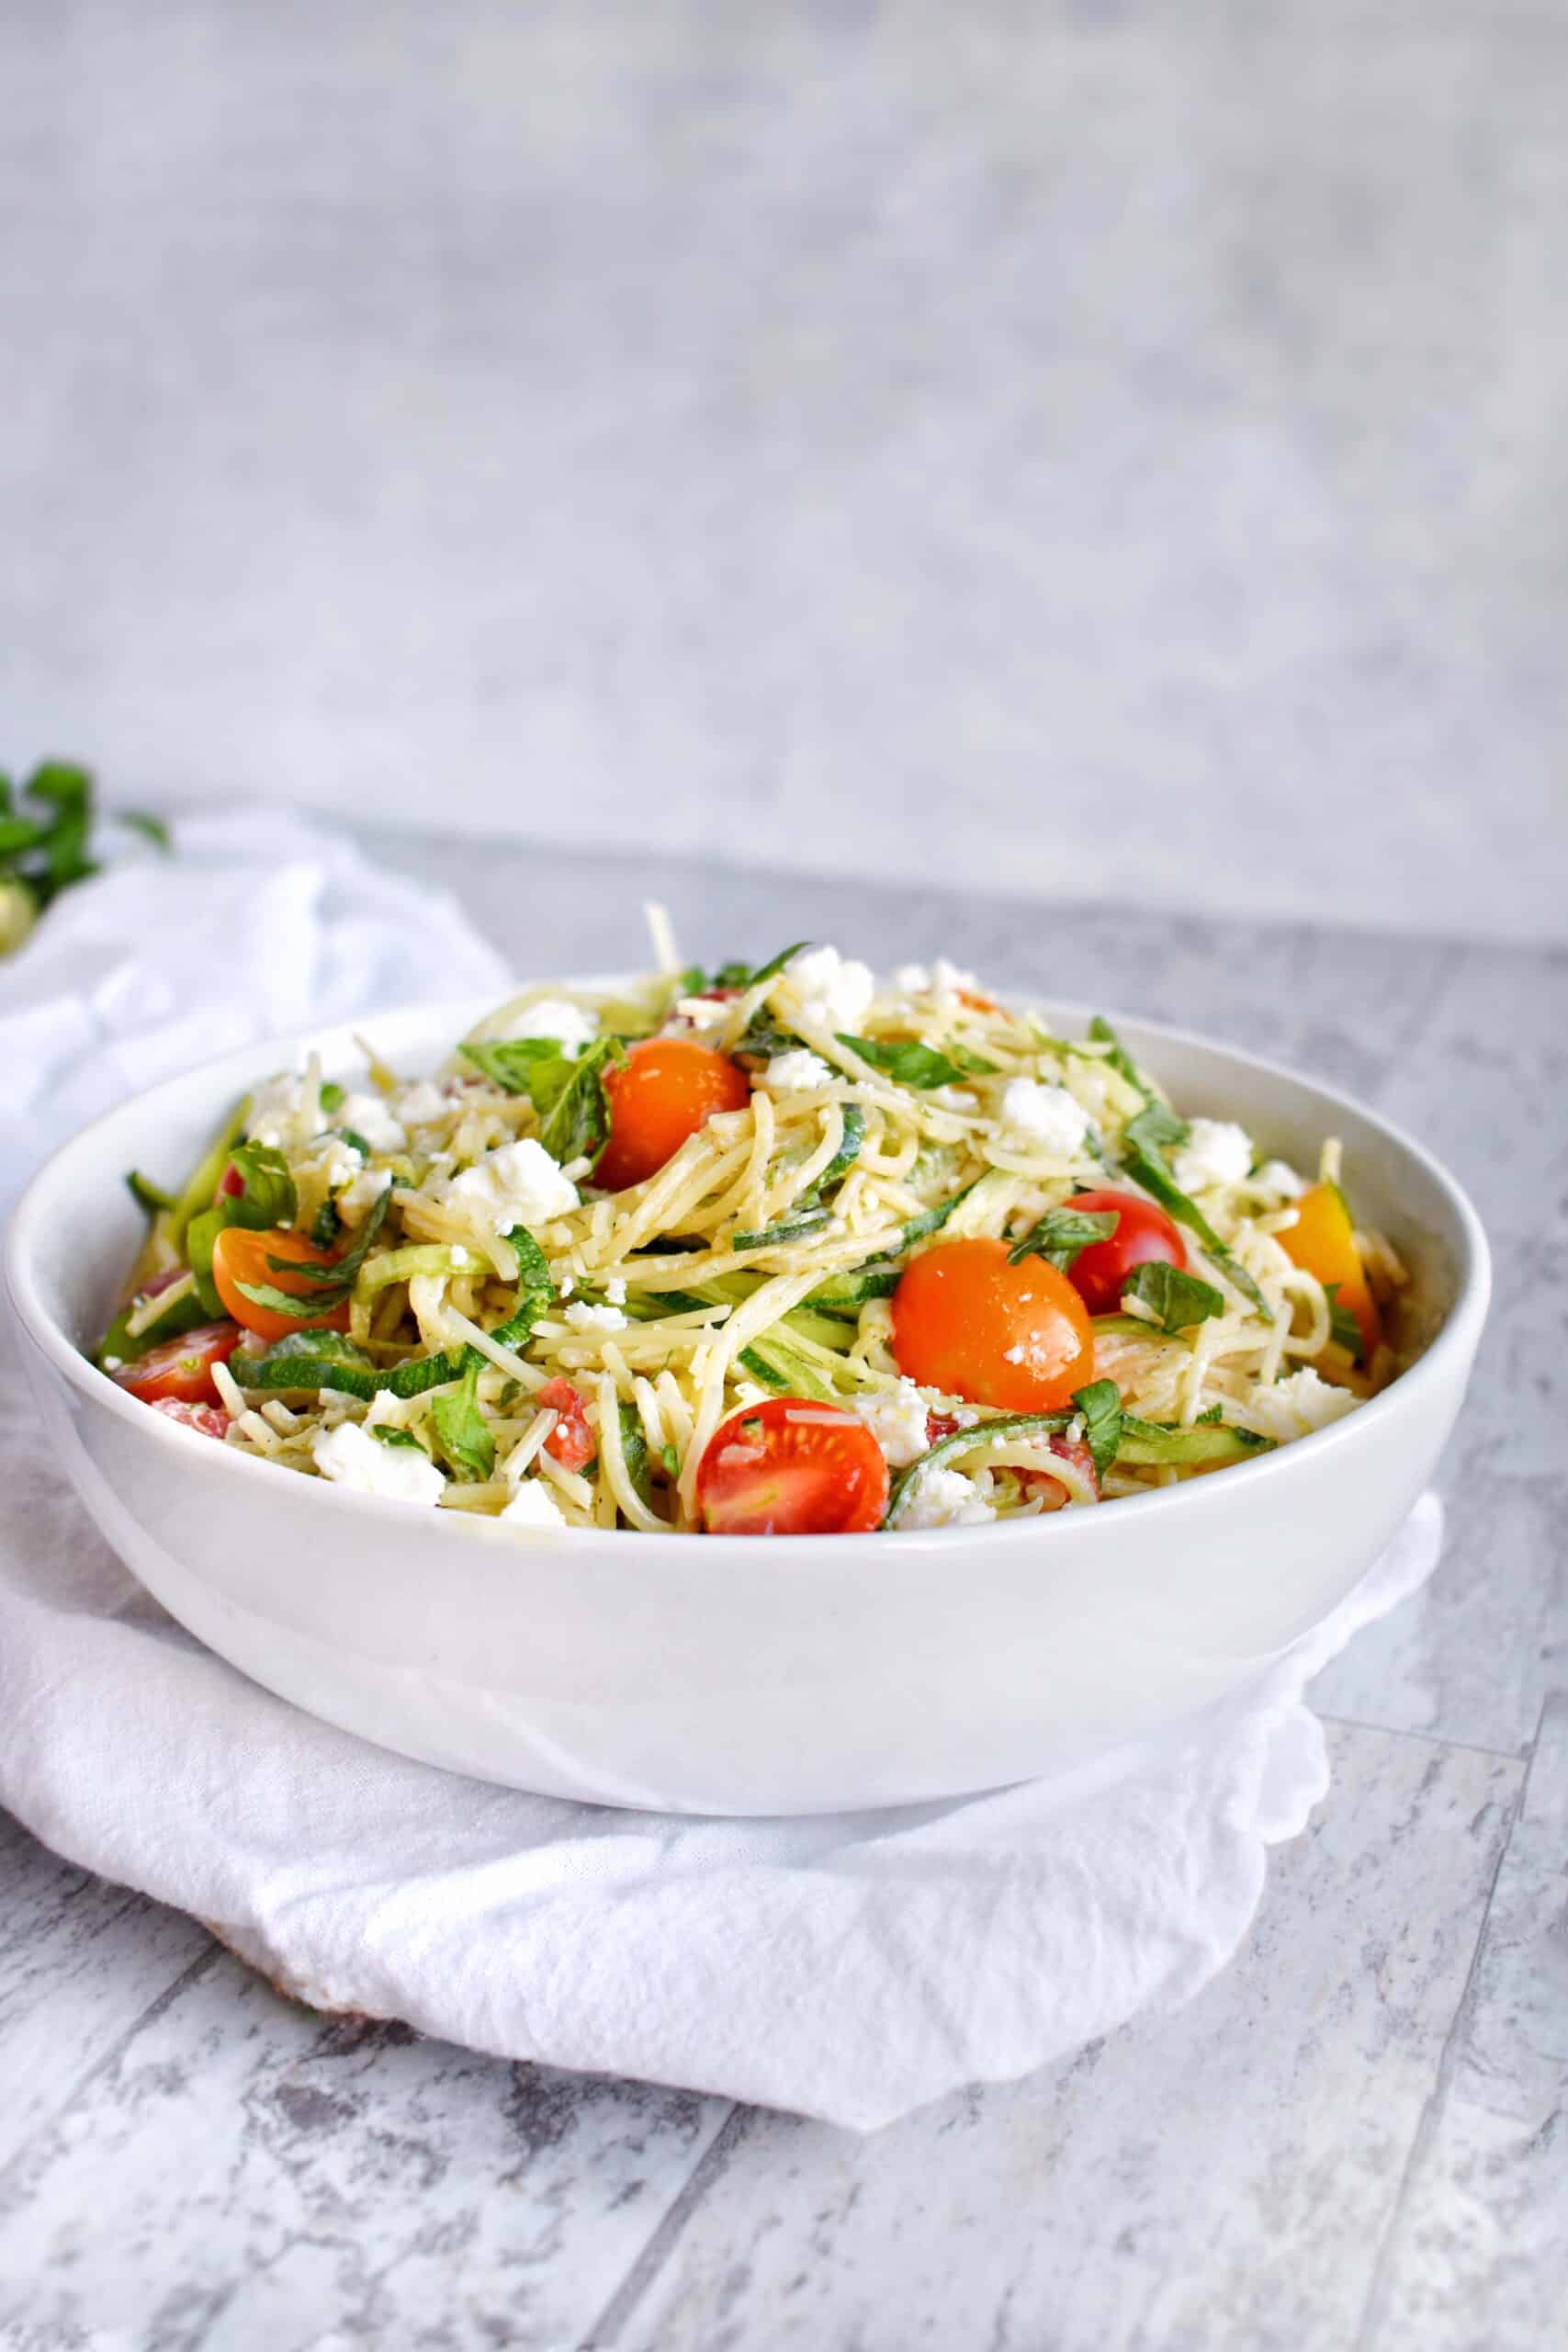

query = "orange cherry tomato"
[
  {"left": 536, "top": 1376, "right": 594, "bottom": 1471},
  {"left": 111, "top": 1320, "right": 243, "bottom": 1407},
  {"left": 695, "top": 1396, "right": 890, "bottom": 1535},
  {"left": 597, "top": 1039, "right": 750, "bottom": 1191},
  {"left": 1280, "top": 1182, "right": 1382, "bottom": 1359},
  {"left": 891, "top": 1237, "right": 1094, "bottom": 1412},
  {"left": 210, "top": 1226, "right": 351, "bottom": 1346}
]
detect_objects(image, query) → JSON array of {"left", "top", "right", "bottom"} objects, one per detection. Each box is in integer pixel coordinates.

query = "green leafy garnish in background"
[
  {"left": 1008, "top": 1205, "right": 1119, "bottom": 1271},
  {"left": 1119, "top": 1262, "right": 1228, "bottom": 1333},
  {"left": 431, "top": 1358, "right": 495, "bottom": 1484},
  {"left": 0, "top": 760, "right": 171, "bottom": 953}
]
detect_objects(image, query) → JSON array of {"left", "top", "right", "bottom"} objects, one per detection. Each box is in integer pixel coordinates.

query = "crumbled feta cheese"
[
  {"left": 1171, "top": 1118, "right": 1254, "bottom": 1194},
  {"left": 311, "top": 1420, "right": 446, "bottom": 1506},
  {"left": 1247, "top": 1369, "right": 1359, "bottom": 1441},
  {"left": 395, "top": 1080, "right": 448, "bottom": 1128},
  {"left": 558, "top": 1272, "right": 576, "bottom": 1298},
  {"left": 999, "top": 1079, "right": 1091, "bottom": 1158},
  {"left": 897, "top": 1464, "right": 997, "bottom": 1529},
  {"left": 246, "top": 1071, "right": 323, "bottom": 1154},
  {"left": 102, "top": 1355, "right": 123, "bottom": 1373},
  {"left": 338, "top": 1168, "right": 393, "bottom": 1226},
  {"left": 337, "top": 1091, "right": 406, "bottom": 1155},
  {"left": 444, "top": 1138, "right": 579, "bottom": 1232},
  {"left": 928, "top": 1086, "right": 977, "bottom": 1114},
  {"left": 511, "top": 997, "right": 600, "bottom": 1051},
  {"left": 675, "top": 996, "right": 730, "bottom": 1031},
  {"left": 604, "top": 1277, "right": 627, "bottom": 1305},
  {"left": 852, "top": 1381, "right": 931, "bottom": 1466},
  {"left": 761, "top": 1048, "right": 832, "bottom": 1093},
  {"left": 365, "top": 1389, "right": 404, "bottom": 1427},
  {"left": 449, "top": 1244, "right": 470, "bottom": 1268},
  {"left": 1249, "top": 1158, "right": 1308, "bottom": 1201},
  {"left": 892, "top": 957, "right": 976, "bottom": 1005},
  {"left": 564, "top": 1301, "right": 627, "bottom": 1332},
  {"left": 784, "top": 945, "right": 876, "bottom": 1035},
  {"left": 500, "top": 1477, "right": 569, "bottom": 1531},
  {"left": 309, "top": 1136, "right": 364, "bottom": 1193}
]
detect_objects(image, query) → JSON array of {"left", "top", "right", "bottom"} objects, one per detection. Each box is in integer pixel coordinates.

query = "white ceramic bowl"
[{"left": 6, "top": 993, "right": 1489, "bottom": 1815}]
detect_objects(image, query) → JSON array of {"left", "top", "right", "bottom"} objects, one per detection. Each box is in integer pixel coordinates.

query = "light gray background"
[{"left": 2, "top": 0, "right": 1564, "bottom": 939}]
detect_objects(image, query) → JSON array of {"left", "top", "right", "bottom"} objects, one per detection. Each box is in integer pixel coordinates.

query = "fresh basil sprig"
[
  {"left": 1008, "top": 1205, "right": 1119, "bottom": 1271},
  {"left": 1088, "top": 1013, "right": 1151, "bottom": 1099},
  {"left": 368, "top": 1424, "right": 428, "bottom": 1453},
  {"left": 1120, "top": 1262, "right": 1227, "bottom": 1332},
  {"left": 459, "top": 1037, "right": 561, "bottom": 1095},
  {"left": 1115, "top": 1104, "right": 1274, "bottom": 1324},
  {"left": 186, "top": 1141, "right": 299, "bottom": 1314},
  {"left": 835, "top": 1035, "right": 975, "bottom": 1090},
  {"left": 1070, "top": 1378, "right": 1124, "bottom": 1476},
  {"left": 431, "top": 1358, "right": 494, "bottom": 1484}
]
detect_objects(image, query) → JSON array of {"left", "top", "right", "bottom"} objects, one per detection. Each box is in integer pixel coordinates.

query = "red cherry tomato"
[
  {"left": 1057, "top": 1188, "right": 1187, "bottom": 1316},
  {"left": 1023, "top": 1434, "right": 1100, "bottom": 1513},
  {"left": 598, "top": 1040, "right": 750, "bottom": 1191},
  {"left": 216, "top": 1162, "right": 246, "bottom": 1202},
  {"left": 150, "top": 1397, "right": 231, "bottom": 1440},
  {"left": 695, "top": 1396, "right": 890, "bottom": 1535},
  {"left": 536, "top": 1376, "right": 594, "bottom": 1471},
  {"left": 111, "top": 1320, "right": 243, "bottom": 1406},
  {"left": 210, "top": 1227, "right": 351, "bottom": 1345},
  {"left": 891, "top": 1238, "right": 1094, "bottom": 1412}
]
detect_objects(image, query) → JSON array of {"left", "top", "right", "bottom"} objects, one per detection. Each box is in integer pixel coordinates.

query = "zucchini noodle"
[{"left": 96, "top": 940, "right": 1411, "bottom": 1534}]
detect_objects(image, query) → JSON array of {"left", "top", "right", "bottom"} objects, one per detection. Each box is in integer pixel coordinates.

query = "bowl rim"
[{"left": 5, "top": 988, "right": 1492, "bottom": 1556}]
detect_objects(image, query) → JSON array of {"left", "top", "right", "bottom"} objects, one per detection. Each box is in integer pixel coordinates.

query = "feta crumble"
[
  {"left": 510, "top": 997, "right": 600, "bottom": 1051},
  {"left": 761, "top": 1048, "right": 832, "bottom": 1094},
  {"left": 784, "top": 945, "right": 876, "bottom": 1035},
  {"left": 310, "top": 1419, "right": 446, "bottom": 1507},
  {"left": 246, "top": 1071, "right": 325, "bottom": 1154},
  {"left": 1171, "top": 1118, "right": 1253, "bottom": 1194},
  {"left": 1248, "top": 1158, "right": 1308, "bottom": 1202},
  {"left": 500, "top": 1477, "right": 570, "bottom": 1530},
  {"left": 443, "top": 1138, "right": 579, "bottom": 1233},
  {"left": 897, "top": 1464, "right": 997, "bottom": 1529},
  {"left": 338, "top": 1168, "right": 393, "bottom": 1227},
  {"left": 395, "top": 1080, "right": 448, "bottom": 1128},
  {"left": 893, "top": 957, "right": 977, "bottom": 1007},
  {"left": 1247, "top": 1369, "right": 1359, "bottom": 1441},
  {"left": 564, "top": 1301, "right": 627, "bottom": 1332},
  {"left": 337, "top": 1091, "right": 407, "bottom": 1154},
  {"left": 604, "top": 1277, "right": 627, "bottom": 1305},
  {"left": 999, "top": 1079, "right": 1091, "bottom": 1158},
  {"left": 851, "top": 1381, "right": 932, "bottom": 1467}
]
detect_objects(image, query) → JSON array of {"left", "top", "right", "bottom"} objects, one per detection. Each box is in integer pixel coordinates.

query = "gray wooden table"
[{"left": 2, "top": 838, "right": 1562, "bottom": 2350}]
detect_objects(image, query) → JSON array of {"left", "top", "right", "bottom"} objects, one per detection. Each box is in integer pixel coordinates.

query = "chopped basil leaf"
[
  {"left": 1124, "top": 1101, "right": 1190, "bottom": 1155},
  {"left": 368, "top": 1423, "right": 426, "bottom": 1452},
  {"left": 1195, "top": 1402, "right": 1224, "bottom": 1423},
  {"left": 320, "top": 1081, "right": 345, "bottom": 1114},
  {"left": 431, "top": 1358, "right": 494, "bottom": 1483},
  {"left": 750, "top": 940, "right": 810, "bottom": 986},
  {"left": 310, "top": 1199, "right": 343, "bottom": 1250},
  {"left": 734, "top": 1010, "right": 804, "bottom": 1060},
  {"left": 263, "top": 1183, "right": 390, "bottom": 1293},
  {"left": 533, "top": 1036, "right": 622, "bottom": 1170},
  {"left": 122, "top": 809, "right": 172, "bottom": 852},
  {"left": 459, "top": 1036, "right": 562, "bottom": 1095},
  {"left": 125, "top": 1170, "right": 175, "bottom": 1216},
  {"left": 1324, "top": 1281, "right": 1362, "bottom": 1359},
  {"left": 835, "top": 1035, "right": 974, "bottom": 1090},
  {"left": 186, "top": 1140, "right": 299, "bottom": 1313},
  {"left": 1070, "top": 1379, "right": 1124, "bottom": 1476},
  {"left": 1113, "top": 1114, "right": 1274, "bottom": 1324},
  {"left": 1088, "top": 1014, "right": 1151, "bottom": 1100},
  {"left": 617, "top": 1404, "right": 655, "bottom": 1511},
  {"left": 947, "top": 1043, "right": 1000, "bottom": 1077},
  {"left": 1120, "top": 1262, "right": 1227, "bottom": 1332},
  {"left": 1008, "top": 1205, "right": 1119, "bottom": 1271}
]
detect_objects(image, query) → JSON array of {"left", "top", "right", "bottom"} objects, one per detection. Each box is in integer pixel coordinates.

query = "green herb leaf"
[
  {"left": 431, "top": 1359, "right": 495, "bottom": 1484},
  {"left": 320, "top": 1081, "right": 345, "bottom": 1114},
  {"left": 617, "top": 1403, "right": 655, "bottom": 1511},
  {"left": 1008, "top": 1205, "right": 1120, "bottom": 1271},
  {"left": 186, "top": 1140, "right": 299, "bottom": 1312},
  {"left": 1070, "top": 1379, "right": 1124, "bottom": 1476},
  {"left": 734, "top": 1010, "right": 805, "bottom": 1061},
  {"left": 368, "top": 1423, "right": 426, "bottom": 1452},
  {"left": 1114, "top": 1114, "right": 1274, "bottom": 1323},
  {"left": 536, "top": 1037, "right": 622, "bottom": 1170},
  {"left": 660, "top": 1442, "right": 680, "bottom": 1479},
  {"left": 310, "top": 1198, "right": 343, "bottom": 1250},
  {"left": 122, "top": 810, "right": 172, "bottom": 852},
  {"left": 1124, "top": 1101, "right": 1189, "bottom": 1155},
  {"left": 1195, "top": 1402, "right": 1224, "bottom": 1423},
  {"left": 1121, "top": 1262, "right": 1228, "bottom": 1333},
  {"left": 265, "top": 1183, "right": 389, "bottom": 1292},
  {"left": 835, "top": 1035, "right": 971, "bottom": 1090},
  {"left": 750, "top": 940, "right": 810, "bottom": 986},
  {"left": 125, "top": 1170, "right": 175, "bottom": 1216},
  {"left": 947, "top": 1043, "right": 1000, "bottom": 1076},
  {"left": 1088, "top": 1014, "right": 1151, "bottom": 1100},
  {"left": 459, "top": 1036, "right": 563, "bottom": 1095},
  {"left": 1324, "top": 1281, "right": 1363, "bottom": 1359}
]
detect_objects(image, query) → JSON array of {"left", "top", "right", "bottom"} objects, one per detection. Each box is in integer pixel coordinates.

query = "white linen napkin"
[{"left": 0, "top": 817, "right": 1443, "bottom": 2129}]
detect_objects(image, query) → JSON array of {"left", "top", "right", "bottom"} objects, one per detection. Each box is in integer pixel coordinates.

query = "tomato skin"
[
  {"left": 536, "top": 1377, "right": 594, "bottom": 1471},
  {"left": 891, "top": 1238, "right": 1094, "bottom": 1412},
  {"left": 695, "top": 1396, "right": 890, "bottom": 1535},
  {"left": 111, "top": 1320, "right": 243, "bottom": 1406},
  {"left": 1280, "top": 1182, "right": 1382, "bottom": 1359},
  {"left": 598, "top": 1040, "right": 750, "bottom": 1191},
  {"left": 150, "top": 1398, "right": 231, "bottom": 1440},
  {"left": 1057, "top": 1188, "right": 1188, "bottom": 1316},
  {"left": 210, "top": 1227, "right": 351, "bottom": 1345},
  {"left": 216, "top": 1162, "right": 245, "bottom": 1202}
]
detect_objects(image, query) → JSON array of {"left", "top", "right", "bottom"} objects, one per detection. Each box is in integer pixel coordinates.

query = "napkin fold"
[{"left": 0, "top": 816, "right": 1442, "bottom": 2128}]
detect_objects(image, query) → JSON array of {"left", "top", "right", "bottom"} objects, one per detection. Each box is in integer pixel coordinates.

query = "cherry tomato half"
[
  {"left": 1058, "top": 1188, "right": 1188, "bottom": 1316},
  {"left": 536, "top": 1376, "right": 594, "bottom": 1471},
  {"left": 111, "top": 1320, "right": 243, "bottom": 1407},
  {"left": 1025, "top": 1434, "right": 1100, "bottom": 1513},
  {"left": 891, "top": 1237, "right": 1094, "bottom": 1412},
  {"left": 1280, "top": 1182, "right": 1382, "bottom": 1359},
  {"left": 216, "top": 1161, "right": 246, "bottom": 1202},
  {"left": 150, "top": 1397, "right": 231, "bottom": 1440},
  {"left": 695, "top": 1396, "right": 890, "bottom": 1535},
  {"left": 598, "top": 1039, "right": 750, "bottom": 1191},
  {"left": 210, "top": 1226, "right": 351, "bottom": 1346}
]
